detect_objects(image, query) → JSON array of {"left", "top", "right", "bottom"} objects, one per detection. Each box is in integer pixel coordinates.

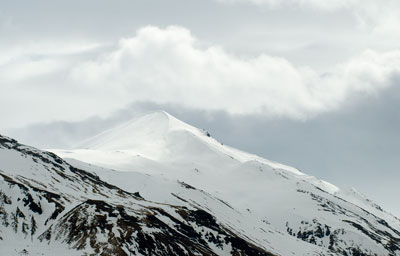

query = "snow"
[
  {"left": 48, "top": 110, "right": 400, "bottom": 255},
  {"left": 0, "top": 111, "right": 397, "bottom": 255}
]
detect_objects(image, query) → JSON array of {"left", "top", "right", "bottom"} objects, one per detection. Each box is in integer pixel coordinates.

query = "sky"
[{"left": 1, "top": 0, "right": 400, "bottom": 216}]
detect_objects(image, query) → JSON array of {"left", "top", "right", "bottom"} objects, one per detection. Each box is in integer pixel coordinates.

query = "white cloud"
[
  {"left": 1, "top": 26, "right": 400, "bottom": 128},
  {"left": 0, "top": 41, "right": 101, "bottom": 82},
  {"left": 69, "top": 26, "right": 400, "bottom": 119},
  {"left": 217, "top": 0, "right": 353, "bottom": 10},
  {"left": 218, "top": 0, "right": 400, "bottom": 40}
]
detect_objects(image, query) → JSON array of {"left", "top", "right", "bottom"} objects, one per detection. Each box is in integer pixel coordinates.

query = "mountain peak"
[
  {"left": 75, "top": 110, "right": 209, "bottom": 160},
  {"left": 141, "top": 110, "right": 197, "bottom": 131},
  {"left": 136, "top": 110, "right": 174, "bottom": 124},
  {"left": 123, "top": 110, "right": 187, "bottom": 130},
  {"left": 72, "top": 110, "right": 307, "bottom": 177}
]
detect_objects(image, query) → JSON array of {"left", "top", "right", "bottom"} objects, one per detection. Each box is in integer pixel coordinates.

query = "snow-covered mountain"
[
  {"left": 1, "top": 111, "right": 400, "bottom": 255},
  {"left": 0, "top": 135, "right": 282, "bottom": 256}
]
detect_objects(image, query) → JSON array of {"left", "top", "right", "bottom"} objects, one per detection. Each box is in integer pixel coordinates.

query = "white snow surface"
[
  {"left": 0, "top": 134, "right": 330, "bottom": 256},
  {"left": 47, "top": 110, "right": 400, "bottom": 255}
]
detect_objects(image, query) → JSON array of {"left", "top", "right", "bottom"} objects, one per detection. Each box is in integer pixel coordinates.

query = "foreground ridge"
[
  {"left": 1, "top": 110, "right": 400, "bottom": 255},
  {"left": 0, "top": 135, "right": 275, "bottom": 255},
  {"left": 52, "top": 111, "right": 400, "bottom": 256}
]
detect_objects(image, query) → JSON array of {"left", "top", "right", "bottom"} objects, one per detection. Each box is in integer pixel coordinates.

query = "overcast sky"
[{"left": 1, "top": 0, "right": 400, "bottom": 216}]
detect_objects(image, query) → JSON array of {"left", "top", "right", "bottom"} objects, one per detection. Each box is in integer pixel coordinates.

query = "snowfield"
[{"left": 1, "top": 111, "right": 399, "bottom": 255}]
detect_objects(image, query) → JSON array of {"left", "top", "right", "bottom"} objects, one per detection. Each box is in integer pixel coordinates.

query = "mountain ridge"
[
  {"left": 0, "top": 134, "right": 281, "bottom": 256},
  {"left": 50, "top": 111, "right": 400, "bottom": 255},
  {"left": 75, "top": 110, "right": 306, "bottom": 175},
  {"left": 1, "top": 111, "right": 400, "bottom": 255}
]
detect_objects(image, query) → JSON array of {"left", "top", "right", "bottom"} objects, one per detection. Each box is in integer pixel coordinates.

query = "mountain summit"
[
  {"left": 78, "top": 111, "right": 194, "bottom": 152},
  {"left": 1, "top": 111, "right": 399, "bottom": 255},
  {"left": 75, "top": 110, "right": 303, "bottom": 174}
]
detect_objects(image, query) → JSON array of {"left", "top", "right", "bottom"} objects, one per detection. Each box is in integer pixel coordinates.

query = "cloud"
[
  {"left": 217, "top": 0, "right": 353, "bottom": 10},
  {"left": 0, "top": 40, "right": 101, "bottom": 82},
  {"left": 216, "top": 0, "right": 394, "bottom": 12},
  {"left": 70, "top": 26, "right": 400, "bottom": 120},
  {"left": 217, "top": 0, "right": 400, "bottom": 40},
  {"left": 1, "top": 25, "right": 400, "bottom": 128}
]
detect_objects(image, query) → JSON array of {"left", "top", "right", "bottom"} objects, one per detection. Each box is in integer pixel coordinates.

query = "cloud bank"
[
  {"left": 217, "top": 0, "right": 400, "bottom": 38},
  {"left": 70, "top": 26, "right": 400, "bottom": 119},
  {"left": 1, "top": 25, "right": 400, "bottom": 127},
  {"left": 217, "top": 0, "right": 353, "bottom": 9}
]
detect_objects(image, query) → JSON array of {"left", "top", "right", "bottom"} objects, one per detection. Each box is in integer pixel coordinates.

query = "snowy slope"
[
  {"left": 0, "top": 135, "right": 291, "bottom": 256},
  {"left": 51, "top": 110, "right": 400, "bottom": 256},
  {"left": 75, "top": 111, "right": 304, "bottom": 175}
]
